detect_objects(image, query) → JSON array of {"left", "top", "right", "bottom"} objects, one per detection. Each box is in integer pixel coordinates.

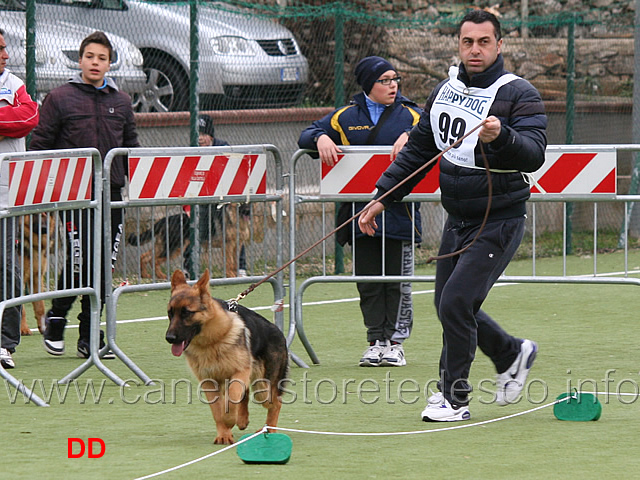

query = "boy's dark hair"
[
  {"left": 79, "top": 31, "right": 113, "bottom": 62},
  {"left": 0, "top": 28, "right": 4, "bottom": 35},
  {"left": 458, "top": 9, "right": 502, "bottom": 41}
]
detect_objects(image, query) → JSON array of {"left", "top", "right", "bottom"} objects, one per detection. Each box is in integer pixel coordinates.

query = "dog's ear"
[
  {"left": 196, "top": 269, "right": 210, "bottom": 297},
  {"left": 171, "top": 270, "right": 187, "bottom": 289}
]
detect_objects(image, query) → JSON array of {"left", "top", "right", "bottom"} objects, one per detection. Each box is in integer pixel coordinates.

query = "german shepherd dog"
[
  {"left": 127, "top": 213, "right": 191, "bottom": 280},
  {"left": 19, "top": 213, "right": 56, "bottom": 335},
  {"left": 127, "top": 204, "right": 252, "bottom": 280},
  {"left": 166, "top": 269, "right": 288, "bottom": 444}
]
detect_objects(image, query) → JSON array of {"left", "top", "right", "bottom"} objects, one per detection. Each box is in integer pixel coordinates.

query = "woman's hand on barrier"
[
  {"left": 316, "top": 134, "right": 342, "bottom": 167},
  {"left": 358, "top": 200, "right": 384, "bottom": 236}
]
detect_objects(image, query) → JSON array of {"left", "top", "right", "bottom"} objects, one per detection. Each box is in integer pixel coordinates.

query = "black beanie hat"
[
  {"left": 198, "top": 114, "right": 215, "bottom": 137},
  {"left": 354, "top": 56, "right": 396, "bottom": 95}
]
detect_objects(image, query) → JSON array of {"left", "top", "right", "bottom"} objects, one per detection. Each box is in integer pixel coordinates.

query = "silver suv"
[
  {"left": 1, "top": 0, "right": 146, "bottom": 100},
  {"left": 35, "top": 0, "right": 309, "bottom": 111}
]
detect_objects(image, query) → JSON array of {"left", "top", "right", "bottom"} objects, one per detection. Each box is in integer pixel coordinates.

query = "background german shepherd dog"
[
  {"left": 166, "top": 269, "right": 288, "bottom": 445},
  {"left": 127, "top": 204, "right": 252, "bottom": 279},
  {"left": 19, "top": 213, "right": 56, "bottom": 335},
  {"left": 127, "top": 213, "right": 191, "bottom": 280}
]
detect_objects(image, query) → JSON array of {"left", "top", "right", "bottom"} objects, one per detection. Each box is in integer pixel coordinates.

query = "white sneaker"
[
  {"left": 421, "top": 398, "right": 471, "bottom": 422},
  {"left": 380, "top": 343, "right": 406, "bottom": 366},
  {"left": 359, "top": 340, "right": 387, "bottom": 367},
  {"left": 496, "top": 339, "right": 538, "bottom": 406},
  {"left": 0, "top": 347, "right": 15, "bottom": 369},
  {"left": 427, "top": 390, "right": 444, "bottom": 405},
  {"left": 238, "top": 269, "right": 247, "bottom": 277}
]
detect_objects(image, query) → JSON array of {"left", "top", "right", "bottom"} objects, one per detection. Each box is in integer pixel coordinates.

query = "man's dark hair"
[
  {"left": 79, "top": 31, "right": 113, "bottom": 62},
  {"left": 0, "top": 28, "right": 4, "bottom": 36},
  {"left": 458, "top": 10, "right": 502, "bottom": 41}
]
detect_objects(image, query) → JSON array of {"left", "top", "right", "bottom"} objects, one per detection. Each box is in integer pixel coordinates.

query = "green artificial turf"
[{"left": 3, "top": 249, "right": 640, "bottom": 479}]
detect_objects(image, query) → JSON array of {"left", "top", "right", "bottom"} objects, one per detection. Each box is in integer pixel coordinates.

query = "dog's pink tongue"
[{"left": 171, "top": 342, "right": 185, "bottom": 357}]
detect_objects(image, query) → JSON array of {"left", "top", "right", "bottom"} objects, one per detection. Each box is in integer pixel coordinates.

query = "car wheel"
[{"left": 132, "top": 54, "right": 188, "bottom": 112}]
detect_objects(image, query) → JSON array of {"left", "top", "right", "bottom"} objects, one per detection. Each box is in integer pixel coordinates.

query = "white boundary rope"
[
  {"left": 132, "top": 391, "right": 639, "bottom": 479},
  {"left": 271, "top": 399, "right": 560, "bottom": 436},
  {"left": 132, "top": 391, "right": 640, "bottom": 479},
  {"left": 132, "top": 428, "right": 268, "bottom": 480}
]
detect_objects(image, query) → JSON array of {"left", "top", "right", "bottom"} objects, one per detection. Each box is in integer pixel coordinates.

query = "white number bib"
[{"left": 430, "top": 66, "right": 518, "bottom": 168}]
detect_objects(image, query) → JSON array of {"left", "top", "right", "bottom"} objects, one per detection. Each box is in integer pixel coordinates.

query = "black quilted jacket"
[
  {"left": 30, "top": 74, "right": 139, "bottom": 189},
  {"left": 375, "top": 55, "right": 548, "bottom": 226}
]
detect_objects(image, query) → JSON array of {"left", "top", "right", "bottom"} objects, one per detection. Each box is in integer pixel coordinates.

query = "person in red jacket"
[
  {"left": 30, "top": 31, "right": 139, "bottom": 359},
  {"left": 0, "top": 28, "right": 39, "bottom": 369}
]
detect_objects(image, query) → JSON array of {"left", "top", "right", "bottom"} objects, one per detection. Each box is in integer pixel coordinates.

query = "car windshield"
[{"left": 0, "top": 0, "right": 26, "bottom": 11}]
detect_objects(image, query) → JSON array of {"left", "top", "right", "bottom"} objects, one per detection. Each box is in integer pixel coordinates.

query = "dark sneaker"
[
  {"left": 77, "top": 331, "right": 115, "bottom": 360},
  {"left": 43, "top": 315, "right": 67, "bottom": 356},
  {"left": 0, "top": 348, "right": 15, "bottom": 369}
]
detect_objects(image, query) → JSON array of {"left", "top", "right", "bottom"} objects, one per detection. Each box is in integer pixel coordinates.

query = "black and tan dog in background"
[
  {"left": 127, "top": 213, "right": 191, "bottom": 280},
  {"left": 19, "top": 213, "right": 56, "bottom": 335},
  {"left": 127, "top": 204, "right": 254, "bottom": 280},
  {"left": 166, "top": 269, "right": 288, "bottom": 444}
]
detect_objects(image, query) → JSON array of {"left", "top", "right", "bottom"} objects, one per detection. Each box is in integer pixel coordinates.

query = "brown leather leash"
[
  {"left": 425, "top": 141, "right": 492, "bottom": 264},
  {"left": 228, "top": 119, "right": 490, "bottom": 308}
]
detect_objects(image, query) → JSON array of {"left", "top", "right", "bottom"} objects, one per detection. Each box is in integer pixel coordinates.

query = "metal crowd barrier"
[
  {"left": 102, "top": 144, "right": 298, "bottom": 381},
  {"left": 289, "top": 145, "right": 640, "bottom": 365},
  {"left": 0, "top": 148, "right": 113, "bottom": 406}
]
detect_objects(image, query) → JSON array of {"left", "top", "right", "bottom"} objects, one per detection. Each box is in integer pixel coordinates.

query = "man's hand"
[
  {"left": 357, "top": 200, "right": 385, "bottom": 236},
  {"left": 0, "top": 135, "right": 6, "bottom": 142},
  {"left": 316, "top": 134, "right": 343, "bottom": 166},
  {"left": 390, "top": 131, "right": 409, "bottom": 160},
  {"left": 478, "top": 116, "right": 501, "bottom": 143}
]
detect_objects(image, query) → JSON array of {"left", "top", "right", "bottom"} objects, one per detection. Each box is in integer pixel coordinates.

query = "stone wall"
[{"left": 389, "top": 32, "right": 634, "bottom": 101}]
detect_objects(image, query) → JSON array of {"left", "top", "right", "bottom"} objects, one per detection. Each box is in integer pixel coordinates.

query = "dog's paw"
[
  {"left": 213, "top": 433, "right": 235, "bottom": 445},
  {"left": 237, "top": 415, "right": 249, "bottom": 431},
  {"left": 20, "top": 326, "right": 33, "bottom": 336}
]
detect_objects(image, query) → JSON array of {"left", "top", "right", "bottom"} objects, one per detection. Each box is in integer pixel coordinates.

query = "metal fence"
[
  {"left": 6, "top": 1, "right": 636, "bottom": 120},
  {"left": 0, "top": 148, "right": 107, "bottom": 406},
  {"left": 288, "top": 145, "right": 640, "bottom": 364},
  {"left": 5, "top": 0, "right": 638, "bottom": 248},
  {"left": 103, "top": 143, "right": 295, "bottom": 379}
]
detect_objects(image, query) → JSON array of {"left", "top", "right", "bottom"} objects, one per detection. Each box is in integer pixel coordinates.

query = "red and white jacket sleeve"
[{"left": 0, "top": 71, "right": 39, "bottom": 139}]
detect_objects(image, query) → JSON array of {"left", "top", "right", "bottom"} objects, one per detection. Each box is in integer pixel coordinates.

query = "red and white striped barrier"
[
  {"left": 128, "top": 153, "right": 267, "bottom": 200},
  {"left": 0, "top": 156, "right": 92, "bottom": 208},
  {"left": 320, "top": 150, "right": 616, "bottom": 196},
  {"left": 531, "top": 151, "right": 616, "bottom": 194},
  {"left": 321, "top": 153, "right": 440, "bottom": 195}
]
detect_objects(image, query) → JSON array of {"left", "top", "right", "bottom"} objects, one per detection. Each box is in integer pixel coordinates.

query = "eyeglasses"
[{"left": 374, "top": 76, "right": 402, "bottom": 86}]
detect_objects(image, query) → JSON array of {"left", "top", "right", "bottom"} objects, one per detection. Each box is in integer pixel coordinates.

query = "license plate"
[{"left": 280, "top": 67, "right": 299, "bottom": 82}]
